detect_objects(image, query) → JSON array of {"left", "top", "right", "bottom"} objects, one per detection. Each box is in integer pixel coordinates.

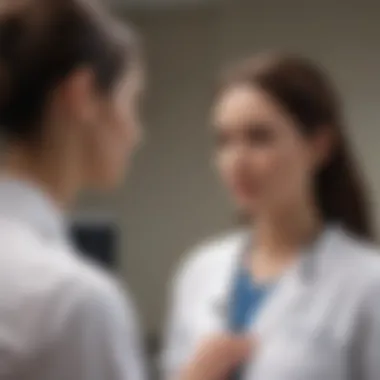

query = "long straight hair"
[{"left": 219, "top": 53, "right": 374, "bottom": 241}]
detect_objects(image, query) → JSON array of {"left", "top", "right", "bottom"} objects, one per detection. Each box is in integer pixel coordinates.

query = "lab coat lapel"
[
  {"left": 253, "top": 263, "right": 301, "bottom": 338},
  {"left": 251, "top": 225, "right": 341, "bottom": 338},
  {"left": 214, "top": 231, "right": 250, "bottom": 330},
  {"left": 0, "top": 178, "right": 68, "bottom": 244}
]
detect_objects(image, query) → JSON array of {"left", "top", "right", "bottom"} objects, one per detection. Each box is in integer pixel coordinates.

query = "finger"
[{"left": 228, "top": 336, "right": 254, "bottom": 359}]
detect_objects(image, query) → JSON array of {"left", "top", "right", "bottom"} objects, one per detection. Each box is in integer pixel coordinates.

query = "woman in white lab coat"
[
  {"left": 0, "top": 1, "right": 148, "bottom": 379},
  {"left": 162, "top": 53, "right": 380, "bottom": 380},
  {"left": 0, "top": 1, "right": 250, "bottom": 379}
]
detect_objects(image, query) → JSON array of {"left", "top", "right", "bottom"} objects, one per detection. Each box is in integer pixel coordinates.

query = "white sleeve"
[
  {"left": 43, "top": 278, "right": 147, "bottom": 380},
  {"left": 359, "top": 280, "right": 380, "bottom": 380},
  {"left": 160, "top": 265, "right": 192, "bottom": 380},
  {"left": 160, "top": 237, "right": 230, "bottom": 380}
]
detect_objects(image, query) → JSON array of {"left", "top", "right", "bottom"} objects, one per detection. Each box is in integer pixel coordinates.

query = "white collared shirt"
[
  {"left": 161, "top": 226, "right": 380, "bottom": 380},
  {"left": 0, "top": 179, "right": 147, "bottom": 380}
]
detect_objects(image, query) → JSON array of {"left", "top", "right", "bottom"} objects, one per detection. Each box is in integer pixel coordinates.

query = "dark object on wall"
[{"left": 70, "top": 220, "right": 117, "bottom": 270}]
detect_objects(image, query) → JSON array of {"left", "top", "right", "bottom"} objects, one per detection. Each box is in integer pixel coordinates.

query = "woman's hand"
[{"left": 178, "top": 334, "right": 253, "bottom": 380}]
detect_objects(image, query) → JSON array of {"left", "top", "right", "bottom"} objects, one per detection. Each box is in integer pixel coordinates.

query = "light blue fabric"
[
  {"left": 228, "top": 265, "right": 270, "bottom": 333},
  {"left": 228, "top": 264, "right": 272, "bottom": 380}
]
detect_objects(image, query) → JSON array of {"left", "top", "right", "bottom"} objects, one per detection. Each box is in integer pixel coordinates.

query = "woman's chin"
[
  {"left": 89, "top": 170, "right": 128, "bottom": 192},
  {"left": 235, "top": 196, "right": 260, "bottom": 212}
]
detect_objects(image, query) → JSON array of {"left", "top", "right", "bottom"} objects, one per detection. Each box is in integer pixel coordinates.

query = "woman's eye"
[
  {"left": 213, "top": 124, "right": 276, "bottom": 149},
  {"left": 214, "top": 131, "right": 231, "bottom": 148},
  {"left": 246, "top": 126, "right": 275, "bottom": 145}
]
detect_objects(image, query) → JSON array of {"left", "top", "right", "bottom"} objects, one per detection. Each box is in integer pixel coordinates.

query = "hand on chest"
[{"left": 186, "top": 278, "right": 351, "bottom": 380}]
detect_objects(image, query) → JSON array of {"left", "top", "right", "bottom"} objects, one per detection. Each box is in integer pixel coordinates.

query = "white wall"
[
  {"left": 81, "top": 1, "right": 380, "bottom": 333},
  {"left": 123, "top": 7, "right": 229, "bottom": 334}
]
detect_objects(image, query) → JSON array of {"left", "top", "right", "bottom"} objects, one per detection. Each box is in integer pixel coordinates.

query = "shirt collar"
[
  {"left": 0, "top": 177, "right": 66, "bottom": 242},
  {"left": 240, "top": 223, "right": 341, "bottom": 285}
]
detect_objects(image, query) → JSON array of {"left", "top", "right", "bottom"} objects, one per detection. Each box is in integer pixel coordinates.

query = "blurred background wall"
[{"left": 77, "top": 0, "right": 380, "bottom": 336}]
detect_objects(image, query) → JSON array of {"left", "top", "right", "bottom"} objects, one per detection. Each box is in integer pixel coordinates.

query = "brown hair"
[
  {"left": 0, "top": 0, "right": 139, "bottom": 142},
  {"left": 219, "top": 53, "right": 374, "bottom": 240}
]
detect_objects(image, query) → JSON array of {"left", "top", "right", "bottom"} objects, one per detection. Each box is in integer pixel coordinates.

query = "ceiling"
[{"left": 110, "top": 0, "right": 220, "bottom": 10}]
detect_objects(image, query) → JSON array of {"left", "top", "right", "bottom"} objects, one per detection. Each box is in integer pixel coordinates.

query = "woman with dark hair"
[
  {"left": 0, "top": 0, "right": 147, "bottom": 379},
  {"left": 162, "top": 54, "right": 380, "bottom": 380},
  {"left": 0, "top": 1, "right": 252, "bottom": 379}
]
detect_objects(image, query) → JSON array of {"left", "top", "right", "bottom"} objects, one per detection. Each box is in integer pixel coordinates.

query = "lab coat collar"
[
  {"left": 253, "top": 224, "right": 343, "bottom": 338},
  {"left": 0, "top": 177, "right": 67, "bottom": 242},
  {"left": 289, "top": 223, "right": 342, "bottom": 285},
  {"left": 245, "top": 223, "right": 341, "bottom": 284}
]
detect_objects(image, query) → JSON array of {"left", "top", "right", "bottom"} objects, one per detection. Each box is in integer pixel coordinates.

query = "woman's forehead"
[
  {"left": 212, "top": 85, "right": 286, "bottom": 128},
  {"left": 115, "top": 62, "right": 145, "bottom": 99}
]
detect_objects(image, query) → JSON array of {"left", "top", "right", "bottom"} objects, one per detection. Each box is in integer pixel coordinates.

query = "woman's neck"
[
  {"left": 250, "top": 204, "right": 322, "bottom": 283},
  {"left": 1, "top": 144, "right": 80, "bottom": 210}
]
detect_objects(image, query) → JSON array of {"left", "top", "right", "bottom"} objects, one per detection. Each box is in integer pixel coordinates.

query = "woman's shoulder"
[
  {"left": 172, "top": 229, "right": 248, "bottom": 289},
  {"left": 336, "top": 228, "right": 380, "bottom": 268},
  {"left": 188, "top": 229, "right": 247, "bottom": 262},
  {"left": 331, "top": 227, "right": 380, "bottom": 289},
  {"left": 0, "top": 217, "right": 128, "bottom": 307},
  {"left": 336, "top": 231, "right": 380, "bottom": 327}
]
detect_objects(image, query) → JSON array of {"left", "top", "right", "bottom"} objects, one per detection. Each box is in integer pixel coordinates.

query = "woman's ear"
[
  {"left": 57, "top": 67, "right": 99, "bottom": 126},
  {"left": 311, "top": 126, "right": 336, "bottom": 169}
]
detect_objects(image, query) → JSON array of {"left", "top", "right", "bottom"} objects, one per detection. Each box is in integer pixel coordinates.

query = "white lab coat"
[
  {"left": 161, "top": 226, "right": 380, "bottom": 380},
  {"left": 0, "top": 179, "right": 147, "bottom": 380}
]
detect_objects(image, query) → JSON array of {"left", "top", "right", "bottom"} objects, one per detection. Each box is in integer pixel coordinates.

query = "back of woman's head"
[
  {"left": 0, "top": 0, "right": 138, "bottom": 142},
  {"left": 218, "top": 53, "right": 374, "bottom": 240}
]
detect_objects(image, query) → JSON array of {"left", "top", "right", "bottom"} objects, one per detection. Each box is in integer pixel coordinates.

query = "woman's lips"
[{"left": 231, "top": 179, "right": 258, "bottom": 199}]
